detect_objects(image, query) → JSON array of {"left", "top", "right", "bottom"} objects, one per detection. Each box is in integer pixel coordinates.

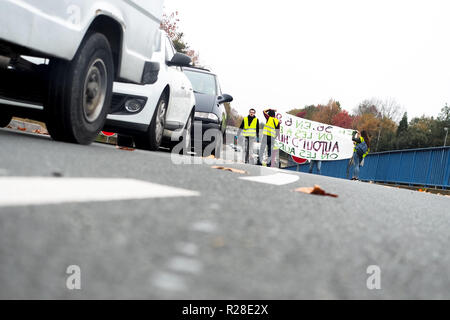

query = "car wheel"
[
  {"left": 135, "top": 93, "right": 168, "bottom": 151},
  {"left": 45, "top": 32, "right": 114, "bottom": 145},
  {"left": 0, "top": 110, "right": 12, "bottom": 128},
  {"left": 166, "top": 111, "right": 194, "bottom": 155},
  {"left": 212, "top": 129, "right": 223, "bottom": 159},
  {"left": 183, "top": 111, "right": 194, "bottom": 153}
]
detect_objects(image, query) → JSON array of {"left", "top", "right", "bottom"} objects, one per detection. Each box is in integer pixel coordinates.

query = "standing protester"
[
  {"left": 309, "top": 160, "right": 322, "bottom": 175},
  {"left": 236, "top": 109, "right": 260, "bottom": 164},
  {"left": 258, "top": 108, "right": 280, "bottom": 166},
  {"left": 351, "top": 130, "right": 370, "bottom": 180}
]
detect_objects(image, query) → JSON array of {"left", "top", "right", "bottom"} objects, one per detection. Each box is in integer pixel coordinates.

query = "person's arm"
[
  {"left": 363, "top": 148, "right": 370, "bottom": 158},
  {"left": 236, "top": 119, "right": 245, "bottom": 137},
  {"left": 263, "top": 109, "right": 270, "bottom": 121},
  {"left": 256, "top": 119, "right": 260, "bottom": 141},
  {"left": 352, "top": 131, "right": 361, "bottom": 143}
]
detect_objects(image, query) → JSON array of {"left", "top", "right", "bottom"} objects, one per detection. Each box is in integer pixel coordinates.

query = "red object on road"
[
  {"left": 101, "top": 131, "right": 116, "bottom": 137},
  {"left": 291, "top": 156, "right": 308, "bottom": 165}
]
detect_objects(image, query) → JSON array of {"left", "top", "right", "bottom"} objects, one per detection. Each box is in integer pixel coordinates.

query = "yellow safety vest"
[
  {"left": 354, "top": 136, "right": 370, "bottom": 158},
  {"left": 263, "top": 117, "right": 279, "bottom": 137},
  {"left": 243, "top": 117, "right": 258, "bottom": 137}
]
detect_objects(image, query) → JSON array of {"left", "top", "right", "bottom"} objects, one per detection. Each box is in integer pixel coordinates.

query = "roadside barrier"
[{"left": 287, "top": 146, "right": 450, "bottom": 189}]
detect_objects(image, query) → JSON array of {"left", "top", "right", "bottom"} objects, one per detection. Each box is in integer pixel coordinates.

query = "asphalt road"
[{"left": 0, "top": 127, "right": 449, "bottom": 299}]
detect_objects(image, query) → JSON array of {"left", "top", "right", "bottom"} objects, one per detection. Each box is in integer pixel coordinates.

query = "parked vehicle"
[
  {"left": 0, "top": 0, "right": 164, "bottom": 144},
  {"left": 183, "top": 66, "right": 233, "bottom": 158},
  {"left": 104, "top": 32, "right": 195, "bottom": 151}
]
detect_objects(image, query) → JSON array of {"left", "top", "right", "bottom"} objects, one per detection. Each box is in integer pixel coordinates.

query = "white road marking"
[
  {"left": 175, "top": 242, "right": 199, "bottom": 256},
  {"left": 191, "top": 221, "right": 217, "bottom": 233},
  {"left": 167, "top": 256, "right": 203, "bottom": 274},
  {"left": 0, "top": 177, "right": 199, "bottom": 207},
  {"left": 239, "top": 172, "right": 300, "bottom": 186},
  {"left": 262, "top": 167, "right": 283, "bottom": 173},
  {"left": 152, "top": 272, "right": 187, "bottom": 291}
]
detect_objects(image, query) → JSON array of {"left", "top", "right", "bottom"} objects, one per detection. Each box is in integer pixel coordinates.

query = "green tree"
[
  {"left": 438, "top": 103, "right": 450, "bottom": 122},
  {"left": 224, "top": 102, "right": 243, "bottom": 128},
  {"left": 397, "top": 112, "right": 408, "bottom": 136}
]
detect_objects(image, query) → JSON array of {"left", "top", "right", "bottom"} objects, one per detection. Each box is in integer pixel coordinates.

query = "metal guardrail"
[{"left": 286, "top": 146, "right": 450, "bottom": 189}]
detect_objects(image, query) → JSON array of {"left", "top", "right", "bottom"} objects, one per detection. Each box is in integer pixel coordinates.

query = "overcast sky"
[{"left": 164, "top": 0, "right": 450, "bottom": 120}]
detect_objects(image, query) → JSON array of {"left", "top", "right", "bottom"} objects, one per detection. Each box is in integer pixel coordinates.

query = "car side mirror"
[
  {"left": 218, "top": 94, "right": 233, "bottom": 104},
  {"left": 167, "top": 53, "right": 192, "bottom": 67}
]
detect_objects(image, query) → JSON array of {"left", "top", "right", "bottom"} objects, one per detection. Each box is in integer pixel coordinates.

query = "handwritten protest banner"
[{"left": 274, "top": 112, "right": 354, "bottom": 161}]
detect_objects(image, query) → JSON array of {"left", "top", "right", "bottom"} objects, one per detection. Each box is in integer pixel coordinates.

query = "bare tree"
[
  {"left": 379, "top": 97, "right": 404, "bottom": 123},
  {"left": 355, "top": 97, "right": 404, "bottom": 123}
]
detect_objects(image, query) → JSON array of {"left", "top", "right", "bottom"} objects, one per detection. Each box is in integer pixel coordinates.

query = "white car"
[
  {"left": 0, "top": 0, "right": 164, "bottom": 144},
  {"left": 104, "top": 32, "right": 195, "bottom": 151}
]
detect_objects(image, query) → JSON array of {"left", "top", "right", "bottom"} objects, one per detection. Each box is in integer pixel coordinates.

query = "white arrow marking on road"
[
  {"left": 167, "top": 256, "right": 203, "bottom": 274},
  {"left": 0, "top": 177, "right": 199, "bottom": 207},
  {"left": 239, "top": 172, "right": 300, "bottom": 186},
  {"left": 152, "top": 272, "right": 187, "bottom": 292},
  {"left": 190, "top": 221, "right": 217, "bottom": 233}
]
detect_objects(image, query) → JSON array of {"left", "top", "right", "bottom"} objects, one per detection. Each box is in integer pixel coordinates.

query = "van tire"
[{"left": 45, "top": 32, "right": 114, "bottom": 144}]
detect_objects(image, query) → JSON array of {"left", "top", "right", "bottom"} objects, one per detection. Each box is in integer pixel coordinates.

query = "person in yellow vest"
[
  {"left": 258, "top": 108, "right": 280, "bottom": 166},
  {"left": 351, "top": 130, "right": 370, "bottom": 180},
  {"left": 236, "top": 108, "right": 260, "bottom": 164}
]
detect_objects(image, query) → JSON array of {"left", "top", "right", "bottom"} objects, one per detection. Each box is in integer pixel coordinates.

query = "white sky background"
[{"left": 164, "top": 0, "right": 450, "bottom": 120}]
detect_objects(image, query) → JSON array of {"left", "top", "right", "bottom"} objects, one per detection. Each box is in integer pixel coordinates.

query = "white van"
[{"left": 0, "top": 0, "right": 164, "bottom": 144}]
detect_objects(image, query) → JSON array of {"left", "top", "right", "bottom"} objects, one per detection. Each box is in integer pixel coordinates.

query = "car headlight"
[
  {"left": 195, "top": 112, "right": 219, "bottom": 122},
  {"left": 125, "top": 98, "right": 146, "bottom": 113}
]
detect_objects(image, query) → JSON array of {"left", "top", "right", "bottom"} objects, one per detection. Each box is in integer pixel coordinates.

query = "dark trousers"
[
  {"left": 259, "top": 135, "right": 273, "bottom": 165},
  {"left": 309, "top": 160, "right": 322, "bottom": 174},
  {"left": 244, "top": 136, "right": 255, "bottom": 164}
]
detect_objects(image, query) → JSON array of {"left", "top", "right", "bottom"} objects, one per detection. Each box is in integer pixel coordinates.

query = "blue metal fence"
[{"left": 286, "top": 146, "right": 450, "bottom": 189}]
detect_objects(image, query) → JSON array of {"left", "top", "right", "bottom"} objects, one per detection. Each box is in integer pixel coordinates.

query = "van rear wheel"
[{"left": 45, "top": 32, "right": 114, "bottom": 145}]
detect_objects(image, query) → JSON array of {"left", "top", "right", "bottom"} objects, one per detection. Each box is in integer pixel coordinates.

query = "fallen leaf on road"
[
  {"left": 205, "top": 155, "right": 215, "bottom": 159},
  {"left": 294, "top": 185, "right": 338, "bottom": 198},
  {"left": 211, "top": 166, "right": 247, "bottom": 174},
  {"left": 18, "top": 127, "right": 27, "bottom": 131},
  {"left": 116, "top": 146, "right": 135, "bottom": 151},
  {"left": 212, "top": 237, "right": 225, "bottom": 248}
]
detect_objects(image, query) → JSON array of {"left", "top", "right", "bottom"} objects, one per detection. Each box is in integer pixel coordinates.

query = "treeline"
[
  {"left": 225, "top": 102, "right": 243, "bottom": 128},
  {"left": 161, "top": 11, "right": 243, "bottom": 128},
  {"left": 287, "top": 99, "right": 450, "bottom": 152},
  {"left": 161, "top": 11, "right": 199, "bottom": 65}
]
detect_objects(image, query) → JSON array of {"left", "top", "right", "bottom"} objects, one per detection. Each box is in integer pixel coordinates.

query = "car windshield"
[{"left": 184, "top": 70, "right": 217, "bottom": 95}]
